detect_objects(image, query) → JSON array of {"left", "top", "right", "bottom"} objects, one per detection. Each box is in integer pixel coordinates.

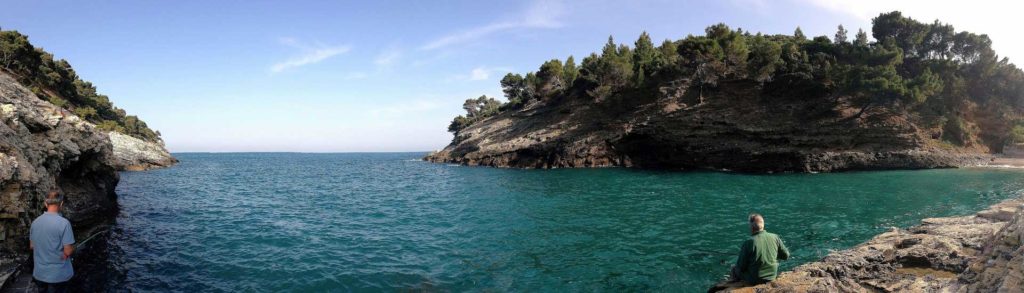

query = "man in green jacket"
[{"left": 730, "top": 213, "right": 790, "bottom": 285}]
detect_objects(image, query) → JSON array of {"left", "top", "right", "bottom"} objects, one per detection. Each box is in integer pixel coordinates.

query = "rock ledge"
[
  {"left": 108, "top": 131, "right": 177, "bottom": 171},
  {"left": 711, "top": 196, "right": 1024, "bottom": 292}
]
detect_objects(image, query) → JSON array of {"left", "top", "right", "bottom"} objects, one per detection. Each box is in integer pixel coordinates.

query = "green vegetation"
[
  {"left": 446, "top": 11, "right": 1024, "bottom": 150},
  {"left": 0, "top": 28, "right": 160, "bottom": 141},
  {"left": 447, "top": 95, "right": 502, "bottom": 133}
]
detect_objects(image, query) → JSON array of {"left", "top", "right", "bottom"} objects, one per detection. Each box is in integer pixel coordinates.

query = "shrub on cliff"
[
  {"left": 448, "top": 95, "right": 503, "bottom": 133},
  {"left": 1010, "top": 124, "right": 1024, "bottom": 144}
]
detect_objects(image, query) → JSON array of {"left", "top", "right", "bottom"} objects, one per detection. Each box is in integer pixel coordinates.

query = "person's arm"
[
  {"left": 63, "top": 245, "right": 74, "bottom": 259},
  {"left": 735, "top": 241, "right": 751, "bottom": 273},
  {"left": 61, "top": 221, "right": 75, "bottom": 259},
  {"left": 777, "top": 236, "right": 790, "bottom": 261}
]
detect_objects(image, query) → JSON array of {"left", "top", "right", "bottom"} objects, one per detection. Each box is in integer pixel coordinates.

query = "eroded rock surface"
[
  {"left": 0, "top": 72, "right": 119, "bottom": 287},
  {"left": 426, "top": 80, "right": 987, "bottom": 172},
  {"left": 710, "top": 197, "right": 1024, "bottom": 292},
  {"left": 108, "top": 131, "right": 177, "bottom": 171}
]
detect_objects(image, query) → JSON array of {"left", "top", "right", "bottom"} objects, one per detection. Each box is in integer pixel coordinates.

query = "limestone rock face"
[
  {"left": 710, "top": 197, "right": 1024, "bottom": 292},
  {"left": 957, "top": 203, "right": 1024, "bottom": 292},
  {"left": 0, "top": 72, "right": 119, "bottom": 284},
  {"left": 426, "top": 80, "right": 987, "bottom": 172},
  {"left": 107, "top": 131, "right": 177, "bottom": 171}
]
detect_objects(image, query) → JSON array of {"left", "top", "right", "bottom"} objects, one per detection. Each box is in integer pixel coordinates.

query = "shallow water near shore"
[{"left": 73, "top": 153, "right": 1024, "bottom": 292}]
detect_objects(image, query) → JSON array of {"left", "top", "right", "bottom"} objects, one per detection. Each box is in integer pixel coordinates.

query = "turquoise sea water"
[{"left": 74, "top": 153, "right": 1024, "bottom": 292}]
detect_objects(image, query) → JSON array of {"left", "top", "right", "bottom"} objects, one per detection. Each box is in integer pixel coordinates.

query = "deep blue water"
[{"left": 76, "top": 153, "right": 1024, "bottom": 292}]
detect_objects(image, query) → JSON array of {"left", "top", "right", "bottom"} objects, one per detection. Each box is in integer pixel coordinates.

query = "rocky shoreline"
[
  {"left": 425, "top": 148, "right": 991, "bottom": 173},
  {"left": 425, "top": 78, "right": 996, "bottom": 173},
  {"left": 710, "top": 195, "right": 1024, "bottom": 292},
  {"left": 0, "top": 72, "right": 120, "bottom": 290},
  {"left": 0, "top": 71, "right": 175, "bottom": 291}
]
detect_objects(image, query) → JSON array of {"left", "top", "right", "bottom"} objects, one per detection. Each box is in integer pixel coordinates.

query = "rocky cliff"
[
  {"left": 107, "top": 131, "right": 176, "bottom": 171},
  {"left": 426, "top": 80, "right": 989, "bottom": 172},
  {"left": 427, "top": 12, "right": 1023, "bottom": 173},
  {"left": 0, "top": 29, "right": 176, "bottom": 172},
  {"left": 0, "top": 72, "right": 120, "bottom": 286},
  {"left": 710, "top": 196, "right": 1024, "bottom": 292}
]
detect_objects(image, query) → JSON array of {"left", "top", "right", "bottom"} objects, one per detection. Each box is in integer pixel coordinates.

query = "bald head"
[{"left": 749, "top": 213, "right": 764, "bottom": 233}]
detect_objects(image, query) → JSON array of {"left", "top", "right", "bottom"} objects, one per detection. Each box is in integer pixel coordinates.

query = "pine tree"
[
  {"left": 500, "top": 73, "right": 527, "bottom": 107},
  {"left": 563, "top": 55, "right": 578, "bottom": 87},
  {"left": 537, "top": 59, "right": 565, "bottom": 97},
  {"left": 602, "top": 36, "right": 617, "bottom": 57},
  {"left": 633, "top": 31, "right": 657, "bottom": 85},
  {"left": 794, "top": 27, "right": 806, "bottom": 41},
  {"left": 855, "top": 29, "right": 869, "bottom": 46},
  {"left": 658, "top": 39, "right": 679, "bottom": 74},
  {"left": 835, "top": 24, "right": 848, "bottom": 44}
]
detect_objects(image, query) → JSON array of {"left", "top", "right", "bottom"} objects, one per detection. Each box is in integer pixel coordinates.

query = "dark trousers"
[
  {"left": 729, "top": 265, "right": 741, "bottom": 281},
  {"left": 33, "top": 279, "right": 68, "bottom": 293}
]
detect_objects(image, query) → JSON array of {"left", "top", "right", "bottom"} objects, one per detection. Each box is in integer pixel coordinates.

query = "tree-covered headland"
[
  {"left": 447, "top": 11, "right": 1024, "bottom": 152},
  {"left": 0, "top": 28, "right": 160, "bottom": 141}
]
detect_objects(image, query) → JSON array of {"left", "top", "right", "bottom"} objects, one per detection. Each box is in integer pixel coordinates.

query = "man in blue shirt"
[{"left": 29, "top": 191, "right": 75, "bottom": 293}]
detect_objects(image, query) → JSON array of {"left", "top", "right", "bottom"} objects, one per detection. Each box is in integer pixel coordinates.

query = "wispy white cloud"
[
  {"left": 420, "top": 0, "right": 564, "bottom": 50},
  {"left": 470, "top": 67, "right": 490, "bottom": 80},
  {"left": 271, "top": 38, "right": 351, "bottom": 73},
  {"left": 799, "top": 0, "right": 1022, "bottom": 62},
  {"left": 449, "top": 66, "right": 512, "bottom": 82},
  {"left": 423, "top": 23, "right": 520, "bottom": 51}
]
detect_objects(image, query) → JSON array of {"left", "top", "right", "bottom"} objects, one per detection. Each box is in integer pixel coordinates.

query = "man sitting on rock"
[
  {"left": 29, "top": 190, "right": 75, "bottom": 293},
  {"left": 729, "top": 213, "right": 790, "bottom": 285}
]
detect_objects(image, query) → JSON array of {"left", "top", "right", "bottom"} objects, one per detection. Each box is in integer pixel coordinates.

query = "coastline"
[
  {"left": 986, "top": 157, "right": 1024, "bottom": 169},
  {"left": 8, "top": 159, "right": 1024, "bottom": 290},
  {"left": 426, "top": 149, "right": 992, "bottom": 173},
  {"left": 0, "top": 70, "right": 175, "bottom": 292},
  {"left": 711, "top": 195, "right": 1024, "bottom": 292}
]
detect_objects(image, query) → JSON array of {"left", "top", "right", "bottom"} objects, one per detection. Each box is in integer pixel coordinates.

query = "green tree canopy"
[
  {"left": 537, "top": 59, "right": 566, "bottom": 97},
  {"left": 854, "top": 29, "right": 869, "bottom": 47},
  {"left": 563, "top": 55, "right": 578, "bottom": 87},
  {"left": 442, "top": 11, "right": 1024, "bottom": 150},
  {"left": 835, "top": 24, "right": 848, "bottom": 44},
  {"left": 794, "top": 27, "right": 806, "bottom": 41}
]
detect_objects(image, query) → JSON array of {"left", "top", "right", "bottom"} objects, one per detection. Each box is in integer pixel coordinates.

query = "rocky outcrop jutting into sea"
[
  {"left": 711, "top": 196, "right": 1024, "bottom": 292},
  {"left": 426, "top": 80, "right": 989, "bottom": 173},
  {"left": 107, "top": 131, "right": 177, "bottom": 171},
  {"left": 0, "top": 71, "right": 122, "bottom": 285}
]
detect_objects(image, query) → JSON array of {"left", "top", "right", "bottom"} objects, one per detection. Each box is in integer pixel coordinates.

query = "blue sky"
[{"left": 0, "top": 0, "right": 1017, "bottom": 152}]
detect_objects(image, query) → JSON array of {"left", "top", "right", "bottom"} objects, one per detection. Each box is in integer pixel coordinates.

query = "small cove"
[{"left": 75, "top": 153, "right": 1024, "bottom": 292}]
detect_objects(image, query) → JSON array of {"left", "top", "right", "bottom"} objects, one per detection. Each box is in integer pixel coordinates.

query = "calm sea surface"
[{"left": 74, "top": 153, "right": 1024, "bottom": 292}]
